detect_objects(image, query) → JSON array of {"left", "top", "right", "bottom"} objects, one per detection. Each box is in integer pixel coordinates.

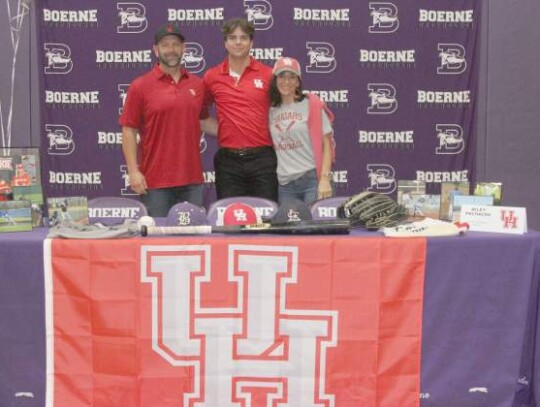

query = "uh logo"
[{"left": 141, "top": 244, "right": 339, "bottom": 406}]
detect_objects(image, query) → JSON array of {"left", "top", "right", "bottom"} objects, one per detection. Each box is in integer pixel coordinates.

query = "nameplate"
[{"left": 460, "top": 205, "right": 527, "bottom": 234}]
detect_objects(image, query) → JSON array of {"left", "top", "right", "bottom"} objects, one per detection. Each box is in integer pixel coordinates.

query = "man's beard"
[{"left": 158, "top": 53, "right": 182, "bottom": 68}]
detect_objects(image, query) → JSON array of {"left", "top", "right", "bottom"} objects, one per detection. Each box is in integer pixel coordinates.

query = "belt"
[{"left": 220, "top": 146, "right": 271, "bottom": 156}]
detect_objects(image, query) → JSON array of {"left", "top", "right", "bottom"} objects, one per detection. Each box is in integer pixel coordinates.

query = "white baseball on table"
[{"left": 137, "top": 216, "right": 155, "bottom": 228}]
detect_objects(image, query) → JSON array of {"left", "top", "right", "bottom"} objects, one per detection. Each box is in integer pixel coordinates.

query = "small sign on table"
[{"left": 460, "top": 205, "right": 527, "bottom": 234}]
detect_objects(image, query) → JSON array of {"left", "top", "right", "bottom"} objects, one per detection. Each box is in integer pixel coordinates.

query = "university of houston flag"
[{"left": 44, "top": 236, "right": 426, "bottom": 407}]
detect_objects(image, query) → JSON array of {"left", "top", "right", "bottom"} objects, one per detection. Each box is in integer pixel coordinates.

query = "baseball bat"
[{"left": 140, "top": 220, "right": 351, "bottom": 236}]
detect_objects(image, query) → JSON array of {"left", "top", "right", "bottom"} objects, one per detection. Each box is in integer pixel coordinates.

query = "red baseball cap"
[
  {"left": 218, "top": 203, "right": 262, "bottom": 226},
  {"left": 273, "top": 57, "right": 302, "bottom": 78}
]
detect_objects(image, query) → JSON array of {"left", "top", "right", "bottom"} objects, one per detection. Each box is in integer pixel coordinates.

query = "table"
[{"left": 0, "top": 229, "right": 538, "bottom": 406}]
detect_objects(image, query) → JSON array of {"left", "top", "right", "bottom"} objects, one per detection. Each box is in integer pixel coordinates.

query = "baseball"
[{"left": 137, "top": 215, "right": 155, "bottom": 228}]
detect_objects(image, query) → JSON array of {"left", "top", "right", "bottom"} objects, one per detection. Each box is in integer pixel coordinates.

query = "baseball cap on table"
[
  {"left": 166, "top": 202, "right": 207, "bottom": 226},
  {"left": 218, "top": 203, "right": 262, "bottom": 226},
  {"left": 154, "top": 23, "right": 185, "bottom": 44},
  {"left": 273, "top": 57, "right": 302, "bottom": 78},
  {"left": 271, "top": 199, "right": 312, "bottom": 224}
]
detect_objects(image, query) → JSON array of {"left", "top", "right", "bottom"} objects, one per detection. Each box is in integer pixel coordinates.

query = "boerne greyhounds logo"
[
  {"left": 306, "top": 42, "right": 337, "bottom": 74},
  {"left": 46, "top": 124, "right": 75, "bottom": 155},
  {"left": 369, "top": 2, "right": 399, "bottom": 34},
  {"left": 436, "top": 124, "right": 465, "bottom": 155},
  {"left": 367, "top": 83, "right": 398, "bottom": 114},
  {"left": 120, "top": 165, "right": 137, "bottom": 195},
  {"left": 117, "top": 2, "right": 148, "bottom": 33},
  {"left": 44, "top": 43, "right": 73, "bottom": 75},
  {"left": 437, "top": 43, "right": 467, "bottom": 75},
  {"left": 244, "top": 0, "right": 274, "bottom": 30},
  {"left": 367, "top": 163, "right": 396, "bottom": 193},
  {"left": 182, "top": 42, "right": 206, "bottom": 73},
  {"left": 118, "top": 84, "right": 129, "bottom": 115},
  {"left": 141, "top": 245, "right": 339, "bottom": 406}
]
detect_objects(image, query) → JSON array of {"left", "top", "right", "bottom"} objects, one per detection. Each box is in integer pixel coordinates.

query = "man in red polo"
[
  {"left": 204, "top": 18, "right": 278, "bottom": 201},
  {"left": 120, "top": 23, "right": 215, "bottom": 216}
]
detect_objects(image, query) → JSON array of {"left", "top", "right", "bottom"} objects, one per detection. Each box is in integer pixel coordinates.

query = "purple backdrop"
[{"left": 36, "top": 0, "right": 480, "bottom": 206}]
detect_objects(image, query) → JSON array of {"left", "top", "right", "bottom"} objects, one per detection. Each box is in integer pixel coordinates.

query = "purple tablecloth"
[{"left": 0, "top": 229, "right": 538, "bottom": 406}]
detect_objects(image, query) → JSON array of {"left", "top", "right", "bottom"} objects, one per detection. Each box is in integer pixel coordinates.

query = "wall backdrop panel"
[{"left": 34, "top": 0, "right": 480, "bottom": 206}]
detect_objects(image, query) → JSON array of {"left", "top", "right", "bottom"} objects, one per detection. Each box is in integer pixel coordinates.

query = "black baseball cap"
[
  {"left": 154, "top": 23, "right": 185, "bottom": 44},
  {"left": 271, "top": 199, "right": 313, "bottom": 225}
]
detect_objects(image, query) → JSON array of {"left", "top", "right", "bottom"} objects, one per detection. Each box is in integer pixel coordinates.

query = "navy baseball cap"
[
  {"left": 271, "top": 200, "right": 313, "bottom": 225},
  {"left": 166, "top": 202, "right": 207, "bottom": 226},
  {"left": 154, "top": 23, "right": 185, "bottom": 44}
]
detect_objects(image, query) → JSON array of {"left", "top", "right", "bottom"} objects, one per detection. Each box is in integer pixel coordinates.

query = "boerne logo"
[
  {"left": 45, "top": 124, "right": 75, "bottom": 155},
  {"left": 244, "top": 0, "right": 274, "bottom": 31},
  {"left": 250, "top": 47, "right": 283, "bottom": 64},
  {"left": 417, "top": 89, "right": 471, "bottom": 108},
  {"left": 293, "top": 7, "right": 350, "bottom": 26},
  {"left": 435, "top": 124, "right": 465, "bottom": 155},
  {"left": 203, "top": 170, "right": 216, "bottom": 185},
  {"left": 358, "top": 129, "right": 414, "bottom": 150},
  {"left": 367, "top": 83, "right": 398, "bottom": 114},
  {"left": 118, "top": 84, "right": 130, "bottom": 115},
  {"left": 367, "top": 164, "right": 396, "bottom": 194},
  {"left": 437, "top": 43, "right": 467, "bottom": 75},
  {"left": 117, "top": 2, "right": 148, "bottom": 34},
  {"left": 306, "top": 42, "right": 337, "bottom": 74},
  {"left": 419, "top": 8, "right": 474, "bottom": 29},
  {"left": 49, "top": 170, "right": 102, "bottom": 190},
  {"left": 44, "top": 90, "right": 100, "bottom": 109},
  {"left": 303, "top": 89, "right": 349, "bottom": 108},
  {"left": 369, "top": 2, "right": 399, "bottom": 34},
  {"left": 96, "top": 49, "right": 152, "bottom": 69},
  {"left": 416, "top": 169, "right": 468, "bottom": 184},
  {"left": 182, "top": 43, "right": 206, "bottom": 73},
  {"left": 44, "top": 43, "right": 73, "bottom": 75},
  {"left": 120, "top": 165, "right": 137, "bottom": 196},
  {"left": 168, "top": 7, "right": 224, "bottom": 26},
  {"left": 42, "top": 8, "right": 98, "bottom": 27},
  {"left": 200, "top": 133, "right": 208, "bottom": 155},
  {"left": 359, "top": 49, "right": 415, "bottom": 69},
  {"left": 97, "top": 131, "right": 123, "bottom": 150}
]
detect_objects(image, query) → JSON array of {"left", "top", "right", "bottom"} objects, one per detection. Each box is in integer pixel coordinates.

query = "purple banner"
[
  {"left": 0, "top": 230, "right": 47, "bottom": 407},
  {"left": 36, "top": 0, "right": 480, "bottom": 203}
]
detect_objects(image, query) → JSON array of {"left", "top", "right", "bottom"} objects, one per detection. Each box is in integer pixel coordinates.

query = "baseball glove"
[{"left": 337, "top": 191, "right": 407, "bottom": 229}]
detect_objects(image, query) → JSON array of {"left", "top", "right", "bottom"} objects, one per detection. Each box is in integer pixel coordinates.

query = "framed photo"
[
  {"left": 474, "top": 182, "right": 502, "bottom": 205},
  {"left": 0, "top": 200, "right": 32, "bottom": 233},
  {"left": 397, "top": 180, "right": 426, "bottom": 205},
  {"left": 46, "top": 196, "right": 89, "bottom": 227},
  {"left": 13, "top": 185, "right": 45, "bottom": 227},
  {"left": 0, "top": 148, "right": 41, "bottom": 201},
  {"left": 402, "top": 193, "right": 441, "bottom": 219},
  {"left": 440, "top": 181, "right": 470, "bottom": 221}
]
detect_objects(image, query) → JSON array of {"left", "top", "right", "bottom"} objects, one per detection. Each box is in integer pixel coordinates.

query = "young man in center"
[{"left": 203, "top": 18, "right": 278, "bottom": 202}]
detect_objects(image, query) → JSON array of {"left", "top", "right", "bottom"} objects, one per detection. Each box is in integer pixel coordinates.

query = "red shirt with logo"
[
  {"left": 119, "top": 64, "right": 208, "bottom": 188},
  {"left": 203, "top": 57, "right": 273, "bottom": 148}
]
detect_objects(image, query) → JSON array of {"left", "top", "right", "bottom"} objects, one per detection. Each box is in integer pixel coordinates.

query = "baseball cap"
[
  {"left": 273, "top": 57, "right": 302, "bottom": 78},
  {"left": 166, "top": 202, "right": 207, "bottom": 226},
  {"left": 154, "top": 23, "right": 185, "bottom": 44},
  {"left": 218, "top": 203, "right": 262, "bottom": 226},
  {"left": 271, "top": 200, "right": 312, "bottom": 225}
]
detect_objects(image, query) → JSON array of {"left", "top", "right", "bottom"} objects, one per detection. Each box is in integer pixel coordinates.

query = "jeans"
[
  {"left": 278, "top": 169, "right": 318, "bottom": 205},
  {"left": 141, "top": 183, "right": 203, "bottom": 217},
  {"left": 214, "top": 147, "right": 278, "bottom": 202}
]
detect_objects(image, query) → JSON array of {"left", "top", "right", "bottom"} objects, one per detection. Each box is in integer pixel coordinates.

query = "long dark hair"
[{"left": 269, "top": 76, "right": 306, "bottom": 107}]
